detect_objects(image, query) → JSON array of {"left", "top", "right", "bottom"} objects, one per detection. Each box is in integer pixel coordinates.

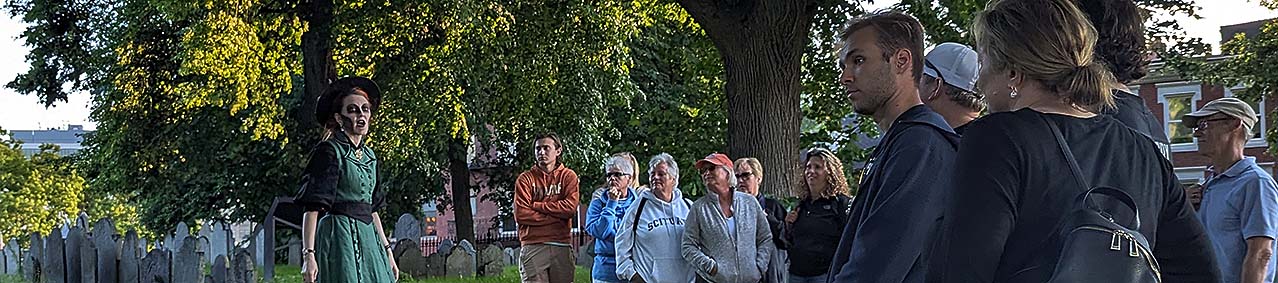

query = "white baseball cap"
[{"left": 922, "top": 42, "right": 980, "bottom": 93}]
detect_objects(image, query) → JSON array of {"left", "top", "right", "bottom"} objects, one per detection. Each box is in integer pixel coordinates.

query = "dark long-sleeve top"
[
  {"left": 928, "top": 109, "right": 1219, "bottom": 282},
  {"left": 294, "top": 133, "right": 386, "bottom": 223}
]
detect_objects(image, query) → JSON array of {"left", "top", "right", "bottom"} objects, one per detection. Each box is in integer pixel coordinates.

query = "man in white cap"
[
  {"left": 919, "top": 42, "right": 983, "bottom": 134},
  {"left": 1188, "top": 97, "right": 1278, "bottom": 283}
]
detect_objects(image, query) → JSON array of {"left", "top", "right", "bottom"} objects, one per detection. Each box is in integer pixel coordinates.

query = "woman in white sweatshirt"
[{"left": 616, "top": 153, "right": 695, "bottom": 283}]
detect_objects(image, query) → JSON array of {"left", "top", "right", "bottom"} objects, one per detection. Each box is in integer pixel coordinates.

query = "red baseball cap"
[{"left": 695, "top": 153, "right": 733, "bottom": 171}]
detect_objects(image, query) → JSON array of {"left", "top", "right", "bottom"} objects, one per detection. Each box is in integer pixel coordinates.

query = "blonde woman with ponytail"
[{"left": 927, "top": 0, "right": 1219, "bottom": 281}]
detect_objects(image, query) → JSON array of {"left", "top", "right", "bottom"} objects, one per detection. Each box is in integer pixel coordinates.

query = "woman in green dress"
[{"left": 297, "top": 76, "right": 399, "bottom": 283}]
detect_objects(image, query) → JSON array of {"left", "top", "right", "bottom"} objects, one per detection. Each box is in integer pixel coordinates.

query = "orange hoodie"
[{"left": 514, "top": 163, "right": 580, "bottom": 245}]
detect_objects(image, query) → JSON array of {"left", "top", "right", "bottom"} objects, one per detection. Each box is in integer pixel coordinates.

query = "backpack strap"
[{"left": 632, "top": 197, "right": 649, "bottom": 239}]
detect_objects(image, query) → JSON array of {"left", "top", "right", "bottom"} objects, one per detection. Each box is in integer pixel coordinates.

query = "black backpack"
[{"left": 1042, "top": 115, "right": 1161, "bottom": 283}]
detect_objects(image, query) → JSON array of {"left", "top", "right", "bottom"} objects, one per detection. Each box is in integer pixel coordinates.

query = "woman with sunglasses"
[
  {"left": 783, "top": 148, "right": 852, "bottom": 283},
  {"left": 735, "top": 157, "right": 790, "bottom": 283},
  {"left": 586, "top": 154, "right": 641, "bottom": 282}
]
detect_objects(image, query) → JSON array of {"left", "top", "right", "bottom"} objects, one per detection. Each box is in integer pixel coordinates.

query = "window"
[
  {"left": 1166, "top": 94, "right": 1196, "bottom": 144},
  {"left": 1226, "top": 88, "right": 1266, "bottom": 141}
]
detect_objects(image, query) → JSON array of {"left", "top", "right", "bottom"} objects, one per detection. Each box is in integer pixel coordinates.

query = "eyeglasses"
[
  {"left": 735, "top": 172, "right": 753, "bottom": 179},
  {"left": 605, "top": 172, "right": 629, "bottom": 178},
  {"left": 1194, "top": 117, "right": 1236, "bottom": 131}
]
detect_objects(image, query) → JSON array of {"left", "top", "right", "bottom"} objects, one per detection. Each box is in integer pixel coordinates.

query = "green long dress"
[{"left": 297, "top": 134, "right": 395, "bottom": 283}]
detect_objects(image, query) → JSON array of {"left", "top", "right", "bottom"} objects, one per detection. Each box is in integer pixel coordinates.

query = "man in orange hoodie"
[{"left": 515, "top": 133, "right": 581, "bottom": 283}]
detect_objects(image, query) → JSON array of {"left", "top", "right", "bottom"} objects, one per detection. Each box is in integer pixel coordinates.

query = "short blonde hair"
[
  {"left": 795, "top": 148, "right": 850, "bottom": 200},
  {"left": 974, "top": 0, "right": 1118, "bottom": 110},
  {"left": 734, "top": 157, "right": 763, "bottom": 180}
]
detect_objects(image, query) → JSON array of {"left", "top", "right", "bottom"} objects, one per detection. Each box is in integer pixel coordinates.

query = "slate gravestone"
[
  {"left": 445, "top": 245, "right": 476, "bottom": 277},
  {"left": 393, "top": 239, "right": 429, "bottom": 278},
  {"left": 479, "top": 245, "right": 503, "bottom": 276},
  {"left": 436, "top": 239, "right": 453, "bottom": 257},
  {"left": 3, "top": 239, "right": 18, "bottom": 274},
  {"left": 208, "top": 222, "right": 231, "bottom": 265},
  {"left": 211, "top": 255, "right": 228, "bottom": 283},
  {"left": 94, "top": 218, "right": 119, "bottom": 283},
  {"left": 252, "top": 228, "right": 266, "bottom": 265},
  {"left": 141, "top": 249, "right": 170, "bottom": 283},
  {"left": 79, "top": 240, "right": 95, "bottom": 283},
  {"left": 457, "top": 239, "right": 475, "bottom": 256},
  {"left": 64, "top": 227, "right": 86, "bottom": 283},
  {"left": 231, "top": 249, "right": 256, "bottom": 283},
  {"left": 25, "top": 232, "right": 42, "bottom": 282},
  {"left": 200, "top": 223, "right": 214, "bottom": 263},
  {"left": 198, "top": 237, "right": 212, "bottom": 266},
  {"left": 576, "top": 240, "right": 594, "bottom": 266},
  {"left": 171, "top": 223, "right": 190, "bottom": 253},
  {"left": 43, "top": 228, "right": 65, "bottom": 283},
  {"left": 76, "top": 213, "right": 89, "bottom": 231},
  {"left": 287, "top": 240, "right": 301, "bottom": 266},
  {"left": 173, "top": 237, "right": 201, "bottom": 283},
  {"left": 393, "top": 214, "right": 421, "bottom": 241},
  {"left": 503, "top": 247, "right": 518, "bottom": 267},
  {"left": 120, "top": 231, "right": 141, "bottom": 283}
]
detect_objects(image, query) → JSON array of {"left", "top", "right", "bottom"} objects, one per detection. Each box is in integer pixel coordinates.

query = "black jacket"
[{"left": 828, "top": 105, "right": 960, "bottom": 282}]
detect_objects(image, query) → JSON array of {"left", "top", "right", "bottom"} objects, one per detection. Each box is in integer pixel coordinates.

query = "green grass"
[
  {"left": 0, "top": 275, "right": 24, "bottom": 283},
  {"left": 273, "top": 265, "right": 591, "bottom": 283}
]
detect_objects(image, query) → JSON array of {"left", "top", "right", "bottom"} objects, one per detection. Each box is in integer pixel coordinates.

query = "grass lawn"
[{"left": 273, "top": 264, "right": 592, "bottom": 283}]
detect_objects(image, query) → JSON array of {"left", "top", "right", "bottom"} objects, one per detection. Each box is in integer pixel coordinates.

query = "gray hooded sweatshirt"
[
  {"left": 681, "top": 191, "right": 773, "bottom": 283},
  {"left": 616, "top": 188, "right": 695, "bottom": 283}
]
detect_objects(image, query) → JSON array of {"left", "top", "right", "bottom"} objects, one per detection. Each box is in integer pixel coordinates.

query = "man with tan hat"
[{"left": 1188, "top": 97, "right": 1278, "bottom": 283}]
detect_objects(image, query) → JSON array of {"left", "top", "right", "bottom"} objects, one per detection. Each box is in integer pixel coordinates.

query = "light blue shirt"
[{"left": 1199, "top": 157, "right": 1278, "bottom": 283}]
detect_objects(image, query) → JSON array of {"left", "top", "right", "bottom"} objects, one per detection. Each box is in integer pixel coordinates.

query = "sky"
[{"left": 0, "top": 1, "right": 1273, "bottom": 132}]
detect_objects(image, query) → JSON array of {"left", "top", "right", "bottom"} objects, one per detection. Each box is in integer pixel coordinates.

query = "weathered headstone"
[
  {"left": 170, "top": 223, "right": 189, "bottom": 253},
  {"left": 252, "top": 228, "right": 265, "bottom": 265},
  {"left": 479, "top": 245, "right": 503, "bottom": 276},
  {"left": 3, "top": 239, "right": 18, "bottom": 274},
  {"left": 199, "top": 223, "right": 214, "bottom": 263},
  {"left": 43, "top": 228, "right": 65, "bottom": 283},
  {"left": 231, "top": 249, "right": 257, "bottom": 283},
  {"left": 25, "top": 232, "right": 42, "bottom": 282},
  {"left": 457, "top": 239, "right": 475, "bottom": 256},
  {"left": 392, "top": 214, "right": 421, "bottom": 242},
  {"left": 286, "top": 239, "right": 301, "bottom": 266},
  {"left": 208, "top": 222, "right": 231, "bottom": 265},
  {"left": 79, "top": 239, "right": 95, "bottom": 283},
  {"left": 140, "top": 249, "right": 170, "bottom": 283},
  {"left": 425, "top": 251, "right": 446, "bottom": 277},
  {"left": 393, "top": 239, "right": 429, "bottom": 278},
  {"left": 198, "top": 236, "right": 212, "bottom": 266},
  {"left": 503, "top": 247, "right": 518, "bottom": 267},
  {"left": 94, "top": 218, "right": 119, "bottom": 283},
  {"left": 576, "top": 243, "right": 593, "bottom": 266},
  {"left": 445, "top": 245, "right": 476, "bottom": 277},
  {"left": 75, "top": 213, "right": 89, "bottom": 231},
  {"left": 211, "top": 255, "right": 227, "bottom": 283},
  {"left": 64, "top": 227, "right": 86, "bottom": 283},
  {"left": 436, "top": 239, "right": 453, "bottom": 257},
  {"left": 120, "top": 231, "right": 141, "bottom": 283},
  {"left": 172, "top": 236, "right": 201, "bottom": 283}
]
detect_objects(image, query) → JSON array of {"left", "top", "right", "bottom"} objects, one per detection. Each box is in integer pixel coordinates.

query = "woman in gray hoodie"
[
  {"left": 616, "top": 153, "right": 695, "bottom": 283},
  {"left": 682, "top": 153, "right": 773, "bottom": 283}
]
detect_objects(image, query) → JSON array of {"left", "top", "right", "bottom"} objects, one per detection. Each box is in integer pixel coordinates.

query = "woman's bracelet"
[{"left": 302, "top": 248, "right": 315, "bottom": 257}]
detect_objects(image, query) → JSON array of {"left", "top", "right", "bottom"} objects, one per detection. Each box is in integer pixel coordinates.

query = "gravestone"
[
  {"left": 479, "top": 245, "right": 503, "bottom": 276},
  {"left": 457, "top": 239, "right": 475, "bottom": 256},
  {"left": 208, "top": 222, "right": 231, "bottom": 265},
  {"left": 252, "top": 228, "right": 265, "bottom": 265},
  {"left": 140, "top": 249, "right": 170, "bottom": 283},
  {"left": 198, "top": 237, "right": 212, "bottom": 266},
  {"left": 503, "top": 247, "right": 518, "bottom": 267},
  {"left": 286, "top": 240, "right": 301, "bottom": 266},
  {"left": 170, "top": 223, "right": 190, "bottom": 253},
  {"left": 393, "top": 239, "right": 429, "bottom": 278},
  {"left": 173, "top": 236, "right": 201, "bottom": 283},
  {"left": 200, "top": 223, "right": 214, "bottom": 263},
  {"left": 425, "top": 251, "right": 445, "bottom": 277},
  {"left": 79, "top": 239, "right": 95, "bottom": 283},
  {"left": 445, "top": 245, "right": 476, "bottom": 277},
  {"left": 43, "top": 228, "right": 65, "bottom": 283},
  {"left": 392, "top": 214, "right": 421, "bottom": 242},
  {"left": 25, "top": 232, "right": 42, "bottom": 282},
  {"left": 436, "top": 239, "right": 453, "bottom": 257},
  {"left": 94, "top": 218, "right": 119, "bottom": 283},
  {"left": 75, "top": 213, "right": 89, "bottom": 231},
  {"left": 231, "top": 249, "right": 256, "bottom": 283},
  {"left": 120, "top": 231, "right": 141, "bottom": 283},
  {"left": 577, "top": 244, "right": 594, "bottom": 266},
  {"left": 3, "top": 239, "right": 18, "bottom": 274},
  {"left": 211, "top": 255, "right": 227, "bottom": 283},
  {"left": 64, "top": 227, "right": 86, "bottom": 283}
]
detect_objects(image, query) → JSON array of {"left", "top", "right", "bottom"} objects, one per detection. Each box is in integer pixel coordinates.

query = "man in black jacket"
[{"left": 827, "top": 10, "right": 959, "bottom": 283}]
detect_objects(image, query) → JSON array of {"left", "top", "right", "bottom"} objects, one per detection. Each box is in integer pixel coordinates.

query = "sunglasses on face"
[
  {"left": 735, "top": 172, "right": 753, "bottom": 179},
  {"left": 606, "top": 172, "right": 629, "bottom": 178}
]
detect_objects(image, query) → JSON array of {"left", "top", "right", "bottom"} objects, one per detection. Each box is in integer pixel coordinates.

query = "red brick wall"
[{"left": 1133, "top": 81, "right": 1278, "bottom": 177}]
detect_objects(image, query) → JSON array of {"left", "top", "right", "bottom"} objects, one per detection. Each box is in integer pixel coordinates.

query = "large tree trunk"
[
  {"left": 448, "top": 137, "right": 476, "bottom": 242},
  {"left": 676, "top": 0, "right": 817, "bottom": 197},
  {"left": 300, "top": 0, "right": 337, "bottom": 133}
]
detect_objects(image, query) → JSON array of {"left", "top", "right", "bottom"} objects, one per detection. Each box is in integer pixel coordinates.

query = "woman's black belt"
[{"left": 329, "top": 201, "right": 375, "bottom": 224}]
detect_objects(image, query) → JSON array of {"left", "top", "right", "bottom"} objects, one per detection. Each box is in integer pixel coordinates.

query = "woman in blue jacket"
[{"left": 586, "top": 153, "right": 639, "bottom": 282}]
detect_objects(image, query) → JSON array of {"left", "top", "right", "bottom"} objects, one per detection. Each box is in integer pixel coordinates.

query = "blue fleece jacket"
[{"left": 586, "top": 187, "right": 637, "bottom": 282}]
